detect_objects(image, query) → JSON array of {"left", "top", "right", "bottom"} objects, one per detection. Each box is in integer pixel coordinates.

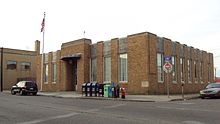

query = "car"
[
  {"left": 11, "top": 81, "right": 38, "bottom": 95},
  {"left": 200, "top": 82, "right": 220, "bottom": 99}
]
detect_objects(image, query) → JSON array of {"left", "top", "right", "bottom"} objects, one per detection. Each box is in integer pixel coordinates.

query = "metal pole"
[
  {"left": 181, "top": 83, "right": 184, "bottom": 99},
  {"left": 40, "top": 12, "right": 45, "bottom": 91},
  {"left": 215, "top": 67, "right": 216, "bottom": 80},
  {"left": 167, "top": 72, "right": 170, "bottom": 98},
  {"left": 0, "top": 47, "right": 3, "bottom": 92},
  {"left": 166, "top": 72, "right": 170, "bottom": 98}
]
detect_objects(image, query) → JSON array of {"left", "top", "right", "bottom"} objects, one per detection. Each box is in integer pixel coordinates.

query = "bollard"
[{"left": 121, "top": 87, "right": 126, "bottom": 99}]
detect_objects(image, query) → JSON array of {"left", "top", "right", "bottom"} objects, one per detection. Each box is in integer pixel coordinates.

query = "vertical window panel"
[
  {"left": 172, "top": 56, "right": 177, "bottom": 82},
  {"left": 180, "top": 58, "right": 184, "bottom": 82},
  {"left": 52, "top": 63, "right": 56, "bottom": 83},
  {"left": 104, "top": 57, "right": 111, "bottom": 82},
  {"left": 194, "top": 61, "right": 197, "bottom": 83},
  {"left": 157, "top": 53, "right": 164, "bottom": 82},
  {"left": 188, "top": 59, "right": 191, "bottom": 83},
  {"left": 119, "top": 53, "right": 127, "bottom": 82},
  {"left": 44, "top": 64, "right": 48, "bottom": 83},
  {"left": 91, "top": 58, "right": 97, "bottom": 82},
  {"left": 200, "top": 62, "right": 203, "bottom": 83}
]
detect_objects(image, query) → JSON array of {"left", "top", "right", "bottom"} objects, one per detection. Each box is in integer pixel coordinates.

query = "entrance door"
[
  {"left": 66, "top": 60, "right": 77, "bottom": 91},
  {"left": 72, "top": 60, "right": 77, "bottom": 91}
]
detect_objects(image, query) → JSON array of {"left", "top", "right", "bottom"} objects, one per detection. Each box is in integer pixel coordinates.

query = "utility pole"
[{"left": 1, "top": 47, "right": 3, "bottom": 92}]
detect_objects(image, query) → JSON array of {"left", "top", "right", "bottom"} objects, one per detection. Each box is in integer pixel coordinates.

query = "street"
[{"left": 0, "top": 93, "right": 220, "bottom": 124}]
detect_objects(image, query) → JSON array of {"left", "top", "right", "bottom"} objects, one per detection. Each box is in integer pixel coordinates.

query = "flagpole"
[{"left": 40, "top": 12, "right": 45, "bottom": 91}]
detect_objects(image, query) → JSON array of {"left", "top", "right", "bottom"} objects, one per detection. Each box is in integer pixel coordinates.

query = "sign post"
[{"left": 163, "top": 56, "right": 172, "bottom": 98}]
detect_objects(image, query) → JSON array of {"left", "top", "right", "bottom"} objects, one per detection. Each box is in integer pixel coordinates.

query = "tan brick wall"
[
  {"left": 35, "top": 40, "right": 40, "bottom": 55},
  {"left": 148, "top": 33, "right": 157, "bottom": 94},
  {"left": 209, "top": 53, "right": 214, "bottom": 82},
  {"left": 33, "top": 32, "right": 214, "bottom": 94},
  {"left": 41, "top": 52, "right": 61, "bottom": 92},
  {"left": 60, "top": 39, "right": 91, "bottom": 92},
  {"left": 2, "top": 48, "right": 36, "bottom": 90},
  {"left": 127, "top": 32, "right": 148, "bottom": 94},
  {"left": 36, "top": 39, "right": 91, "bottom": 92},
  {"left": 36, "top": 55, "right": 41, "bottom": 90}
]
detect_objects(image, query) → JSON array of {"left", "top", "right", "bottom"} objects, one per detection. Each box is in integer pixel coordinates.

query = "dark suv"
[{"left": 11, "top": 81, "right": 38, "bottom": 95}]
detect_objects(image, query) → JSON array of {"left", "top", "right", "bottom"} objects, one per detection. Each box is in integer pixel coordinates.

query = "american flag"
[{"left": 41, "top": 18, "right": 45, "bottom": 32}]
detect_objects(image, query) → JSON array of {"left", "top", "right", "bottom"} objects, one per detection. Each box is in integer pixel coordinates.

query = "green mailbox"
[{"left": 104, "top": 84, "right": 110, "bottom": 97}]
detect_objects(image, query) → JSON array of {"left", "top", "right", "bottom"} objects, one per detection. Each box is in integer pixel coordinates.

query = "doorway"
[{"left": 66, "top": 60, "right": 77, "bottom": 91}]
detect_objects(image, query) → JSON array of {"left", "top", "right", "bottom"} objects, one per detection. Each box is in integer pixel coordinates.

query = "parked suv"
[{"left": 11, "top": 81, "right": 38, "bottom": 95}]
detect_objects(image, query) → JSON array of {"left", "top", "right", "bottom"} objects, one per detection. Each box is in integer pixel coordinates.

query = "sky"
[{"left": 0, "top": 0, "right": 220, "bottom": 76}]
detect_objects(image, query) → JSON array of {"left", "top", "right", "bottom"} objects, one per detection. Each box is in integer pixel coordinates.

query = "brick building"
[
  {"left": 36, "top": 32, "right": 214, "bottom": 94},
  {"left": 0, "top": 41, "right": 39, "bottom": 90}
]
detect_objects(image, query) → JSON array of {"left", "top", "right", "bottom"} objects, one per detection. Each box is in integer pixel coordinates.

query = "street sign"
[
  {"left": 164, "top": 56, "right": 172, "bottom": 63},
  {"left": 163, "top": 62, "right": 172, "bottom": 73},
  {"left": 163, "top": 62, "right": 172, "bottom": 98}
]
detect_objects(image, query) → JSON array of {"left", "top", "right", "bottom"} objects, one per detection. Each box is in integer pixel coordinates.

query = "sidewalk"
[
  {"left": 37, "top": 91, "right": 200, "bottom": 102},
  {"left": 3, "top": 90, "right": 199, "bottom": 102}
]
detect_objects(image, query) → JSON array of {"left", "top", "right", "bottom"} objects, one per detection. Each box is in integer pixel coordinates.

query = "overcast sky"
[{"left": 0, "top": 0, "right": 220, "bottom": 76}]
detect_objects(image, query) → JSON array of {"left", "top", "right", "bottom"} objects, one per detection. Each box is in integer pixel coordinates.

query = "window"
[
  {"left": 188, "top": 59, "right": 191, "bottom": 83},
  {"left": 200, "top": 62, "right": 203, "bottom": 83},
  {"left": 7, "top": 60, "right": 17, "bottom": 70},
  {"left": 172, "top": 56, "right": 177, "bottom": 82},
  {"left": 17, "top": 81, "right": 25, "bottom": 87},
  {"left": 52, "top": 63, "right": 56, "bottom": 83},
  {"left": 119, "top": 53, "right": 127, "bottom": 82},
  {"left": 194, "top": 61, "right": 197, "bottom": 83},
  {"left": 44, "top": 64, "right": 48, "bottom": 83},
  {"left": 157, "top": 53, "right": 163, "bottom": 82},
  {"left": 180, "top": 58, "right": 184, "bottom": 82},
  {"left": 104, "top": 57, "right": 111, "bottom": 82},
  {"left": 21, "top": 62, "right": 31, "bottom": 71},
  {"left": 91, "top": 58, "right": 97, "bottom": 82}
]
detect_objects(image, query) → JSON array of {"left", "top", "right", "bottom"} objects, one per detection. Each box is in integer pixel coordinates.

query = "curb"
[
  {"left": 3, "top": 91, "right": 200, "bottom": 102},
  {"left": 78, "top": 96, "right": 156, "bottom": 102},
  {"left": 170, "top": 96, "right": 200, "bottom": 101},
  {"left": 37, "top": 93, "right": 157, "bottom": 102}
]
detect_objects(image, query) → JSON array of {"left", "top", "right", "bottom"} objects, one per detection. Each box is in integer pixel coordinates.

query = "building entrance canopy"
[{"left": 60, "top": 53, "right": 81, "bottom": 61}]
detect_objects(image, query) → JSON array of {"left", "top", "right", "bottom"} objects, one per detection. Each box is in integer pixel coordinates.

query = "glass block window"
[
  {"left": 157, "top": 53, "right": 164, "bottom": 82},
  {"left": 119, "top": 53, "right": 127, "bottom": 82},
  {"left": 91, "top": 58, "right": 97, "bottom": 82},
  {"left": 194, "top": 61, "right": 198, "bottom": 83},
  {"left": 188, "top": 59, "right": 191, "bottom": 82},
  {"left": 180, "top": 58, "right": 184, "bottom": 82},
  {"left": 44, "top": 64, "right": 48, "bottom": 83},
  {"left": 172, "top": 56, "right": 177, "bottom": 82},
  {"left": 200, "top": 62, "right": 203, "bottom": 83},
  {"left": 52, "top": 63, "right": 56, "bottom": 83},
  {"left": 104, "top": 57, "right": 111, "bottom": 82}
]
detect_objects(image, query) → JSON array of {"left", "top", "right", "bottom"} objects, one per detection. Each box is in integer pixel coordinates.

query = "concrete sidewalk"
[
  {"left": 3, "top": 90, "right": 199, "bottom": 102},
  {"left": 37, "top": 91, "right": 199, "bottom": 102}
]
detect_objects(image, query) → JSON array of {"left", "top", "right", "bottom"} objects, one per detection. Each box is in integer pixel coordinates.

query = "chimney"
[{"left": 35, "top": 40, "right": 40, "bottom": 55}]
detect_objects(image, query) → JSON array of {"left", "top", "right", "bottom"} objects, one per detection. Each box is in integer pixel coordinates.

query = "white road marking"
[
  {"left": 182, "top": 120, "right": 206, "bottom": 124},
  {"left": 178, "top": 102, "right": 195, "bottom": 105},
  {"left": 18, "top": 112, "right": 78, "bottom": 124},
  {"left": 104, "top": 104, "right": 125, "bottom": 109},
  {"left": 157, "top": 106, "right": 220, "bottom": 113}
]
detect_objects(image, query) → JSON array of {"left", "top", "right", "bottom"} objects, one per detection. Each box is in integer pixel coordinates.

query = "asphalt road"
[{"left": 0, "top": 93, "right": 220, "bottom": 124}]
